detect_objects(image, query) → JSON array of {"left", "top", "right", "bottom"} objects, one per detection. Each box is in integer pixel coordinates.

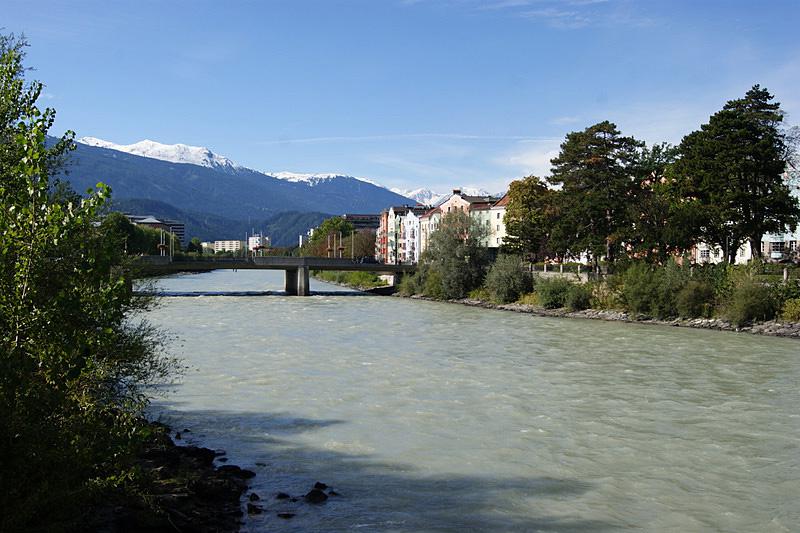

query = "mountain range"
[
  {"left": 58, "top": 138, "right": 420, "bottom": 246},
  {"left": 58, "top": 137, "right": 501, "bottom": 246}
]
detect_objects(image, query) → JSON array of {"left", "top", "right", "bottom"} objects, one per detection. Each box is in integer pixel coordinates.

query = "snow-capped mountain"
[
  {"left": 391, "top": 187, "right": 501, "bottom": 206},
  {"left": 391, "top": 188, "right": 448, "bottom": 206},
  {"left": 270, "top": 171, "right": 381, "bottom": 188},
  {"left": 78, "top": 137, "right": 240, "bottom": 174},
  {"left": 77, "top": 137, "right": 387, "bottom": 190}
]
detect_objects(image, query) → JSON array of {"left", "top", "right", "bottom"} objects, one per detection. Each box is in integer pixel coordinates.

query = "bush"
[
  {"left": 535, "top": 277, "right": 574, "bottom": 309},
  {"left": 398, "top": 272, "right": 422, "bottom": 296},
  {"left": 722, "top": 278, "right": 777, "bottom": 326},
  {"left": 565, "top": 283, "right": 591, "bottom": 311},
  {"left": 517, "top": 292, "right": 538, "bottom": 305},
  {"left": 468, "top": 287, "right": 492, "bottom": 301},
  {"left": 781, "top": 298, "right": 800, "bottom": 322},
  {"left": 314, "top": 270, "right": 387, "bottom": 289},
  {"left": 484, "top": 254, "right": 533, "bottom": 304},
  {"left": 590, "top": 280, "right": 623, "bottom": 310},
  {"left": 621, "top": 260, "right": 689, "bottom": 318},
  {"left": 621, "top": 262, "right": 662, "bottom": 316},
  {"left": 422, "top": 268, "right": 446, "bottom": 300},
  {"left": 675, "top": 280, "right": 715, "bottom": 318}
]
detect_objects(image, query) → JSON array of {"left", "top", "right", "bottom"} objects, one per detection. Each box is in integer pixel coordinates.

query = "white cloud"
[
  {"left": 550, "top": 115, "right": 581, "bottom": 126},
  {"left": 493, "top": 139, "right": 561, "bottom": 177}
]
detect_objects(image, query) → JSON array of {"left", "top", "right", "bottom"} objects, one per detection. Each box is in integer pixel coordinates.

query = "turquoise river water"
[{"left": 146, "top": 270, "right": 800, "bottom": 532}]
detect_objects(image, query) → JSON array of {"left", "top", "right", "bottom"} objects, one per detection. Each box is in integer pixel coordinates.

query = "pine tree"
[
  {"left": 674, "top": 85, "right": 799, "bottom": 263},
  {"left": 548, "top": 121, "right": 642, "bottom": 268}
]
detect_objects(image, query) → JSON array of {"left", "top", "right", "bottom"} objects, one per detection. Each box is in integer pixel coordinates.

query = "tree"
[
  {"left": 0, "top": 35, "right": 173, "bottom": 529},
  {"left": 673, "top": 85, "right": 800, "bottom": 263},
  {"left": 99, "top": 211, "right": 180, "bottom": 255},
  {"left": 502, "top": 175, "right": 560, "bottom": 261},
  {"left": 302, "top": 216, "right": 355, "bottom": 256},
  {"left": 624, "top": 143, "right": 700, "bottom": 262},
  {"left": 548, "top": 121, "right": 642, "bottom": 268},
  {"left": 420, "top": 210, "right": 490, "bottom": 299},
  {"left": 186, "top": 236, "right": 203, "bottom": 253}
]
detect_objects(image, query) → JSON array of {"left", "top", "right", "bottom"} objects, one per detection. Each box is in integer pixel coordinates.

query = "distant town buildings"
[
  {"left": 375, "top": 190, "right": 509, "bottom": 265},
  {"left": 124, "top": 214, "right": 185, "bottom": 245}
]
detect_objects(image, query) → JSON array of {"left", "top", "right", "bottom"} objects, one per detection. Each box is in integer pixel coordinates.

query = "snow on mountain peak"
[
  {"left": 77, "top": 137, "right": 239, "bottom": 172},
  {"left": 391, "top": 187, "right": 447, "bottom": 206},
  {"left": 270, "top": 171, "right": 382, "bottom": 188}
]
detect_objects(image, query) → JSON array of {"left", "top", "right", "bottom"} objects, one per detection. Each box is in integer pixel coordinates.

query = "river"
[{"left": 145, "top": 270, "right": 800, "bottom": 532}]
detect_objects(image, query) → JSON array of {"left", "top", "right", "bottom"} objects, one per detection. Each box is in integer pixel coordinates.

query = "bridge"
[{"left": 135, "top": 256, "right": 416, "bottom": 296}]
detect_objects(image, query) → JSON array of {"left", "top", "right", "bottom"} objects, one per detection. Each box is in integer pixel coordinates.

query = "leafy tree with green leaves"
[
  {"left": 673, "top": 85, "right": 800, "bottom": 263},
  {"left": 548, "top": 121, "right": 642, "bottom": 268},
  {"left": 420, "top": 210, "right": 490, "bottom": 299},
  {"left": 186, "top": 236, "right": 203, "bottom": 253},
  {"left": 0, "top": 35, "right": 173, "bottom": 530},
  {"left": 302, "top": 215, "right": 355, "bottom": 256},
  {"left": 100, "top": 211, "right": 180, "bottom": 255},
  {"left": 502, "top": 175, "right": 561, "bottom": 261}
]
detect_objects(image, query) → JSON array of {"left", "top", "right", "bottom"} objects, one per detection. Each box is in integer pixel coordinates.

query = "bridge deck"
[{"left": 134, "top": 256, "right": 415, "bottom": 274}]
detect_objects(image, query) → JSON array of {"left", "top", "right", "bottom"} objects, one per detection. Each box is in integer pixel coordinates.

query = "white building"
[
  {"left": 403, "top": 210, "right": 422, "bottom": 264},
  {"left": 213, "top": 240, "right": 245, "bottom": 253},
  {"left": 248, "top": 234, "right": 270, "bottom": 251},
  {"left": 489, "top": 194, "right": 509, "bottom": 248},
  {"left": 692, "top": 242, "right": 752, "bottom": 265}
]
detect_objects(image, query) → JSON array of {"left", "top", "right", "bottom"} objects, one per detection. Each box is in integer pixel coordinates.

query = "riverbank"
[
  {"left": 307, "top": 275, "right": 800, "bottom": 339},
  {"left": 394, "top": 294, "right": 800, "bottom": 340},
  {"left": 89, "top": 421, "right": 252, "bottom": 532}
]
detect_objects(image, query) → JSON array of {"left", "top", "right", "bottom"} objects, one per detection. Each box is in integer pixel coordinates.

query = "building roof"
[
  {"left": 419, "top": 206, "right": 441, "bottom": 219},
  {"left": 492, "top": 193, "right": 510, "bottom": 208},
  {"left": 134, "top": 216, "right": 162, "bottom": 224}
]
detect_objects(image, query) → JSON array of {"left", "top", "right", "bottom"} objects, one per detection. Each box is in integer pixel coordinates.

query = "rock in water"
[
  {"left": 313, "top": 481, "right": 328, "bottom": 490},
  {"left": 277, "top": 513, "right": 296, "bottom": 519},
  {"left": 275, "top": 492, "right": 291, "bottom": 500},
  {"left": 304, "top": 489, "right": 328, "bottom": 504},
  {"left": 246, "top": 503, "right": 262, "bottom": 515},
  {"left": 249, "top": 493, "right": 260, "bottom": 502},
  {"left": 217, "top": 465, "right": 256, "bottom": 479}
]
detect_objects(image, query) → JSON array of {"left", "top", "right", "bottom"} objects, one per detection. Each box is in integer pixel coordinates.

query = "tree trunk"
[{"left": 750, "top": 237, "right": 763, "bottom": 261}]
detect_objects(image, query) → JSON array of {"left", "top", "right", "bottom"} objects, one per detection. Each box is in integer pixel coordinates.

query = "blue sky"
[{"left": 5, "top": 0, "right": 800, "bottom": 193}]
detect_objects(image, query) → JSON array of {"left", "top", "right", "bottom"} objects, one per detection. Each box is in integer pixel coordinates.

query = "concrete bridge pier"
[
  {"left": 297, "top": 266, "right": 309, "bottom": 296},
  {"left": 284, "top": 267, "right": 310, "bottom": 296},
  {"left": 284, "top": 268, "right": 297, "bottom": 295}
]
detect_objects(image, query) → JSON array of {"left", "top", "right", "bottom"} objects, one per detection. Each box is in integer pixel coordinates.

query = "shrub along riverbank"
[
  {"left": 399, "top": 253, "right": 800, "bottom": 338},
  {"left": 312, "top": 270, "right": 388, "bottom": 290}
]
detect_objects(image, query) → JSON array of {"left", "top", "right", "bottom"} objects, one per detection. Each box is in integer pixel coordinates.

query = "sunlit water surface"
[{"left": 145, "top": 270, "right": 800, "bottom": 532}]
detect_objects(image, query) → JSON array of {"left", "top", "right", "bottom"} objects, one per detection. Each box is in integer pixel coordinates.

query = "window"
[
  {"left": 771, "top": 241, "right": 785, "bottom": 253},
  {"left": 496, "top": 225, "right": 500, "bottom": 231},
  {"left": 700, "top": 249, "right": 710, "bottom": 259},
  {"left": 496, "top": 212, "right": 500, "bottom": 219},
  {"left": 791, "top": 241, "right": 798, "bottom": 251}
]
